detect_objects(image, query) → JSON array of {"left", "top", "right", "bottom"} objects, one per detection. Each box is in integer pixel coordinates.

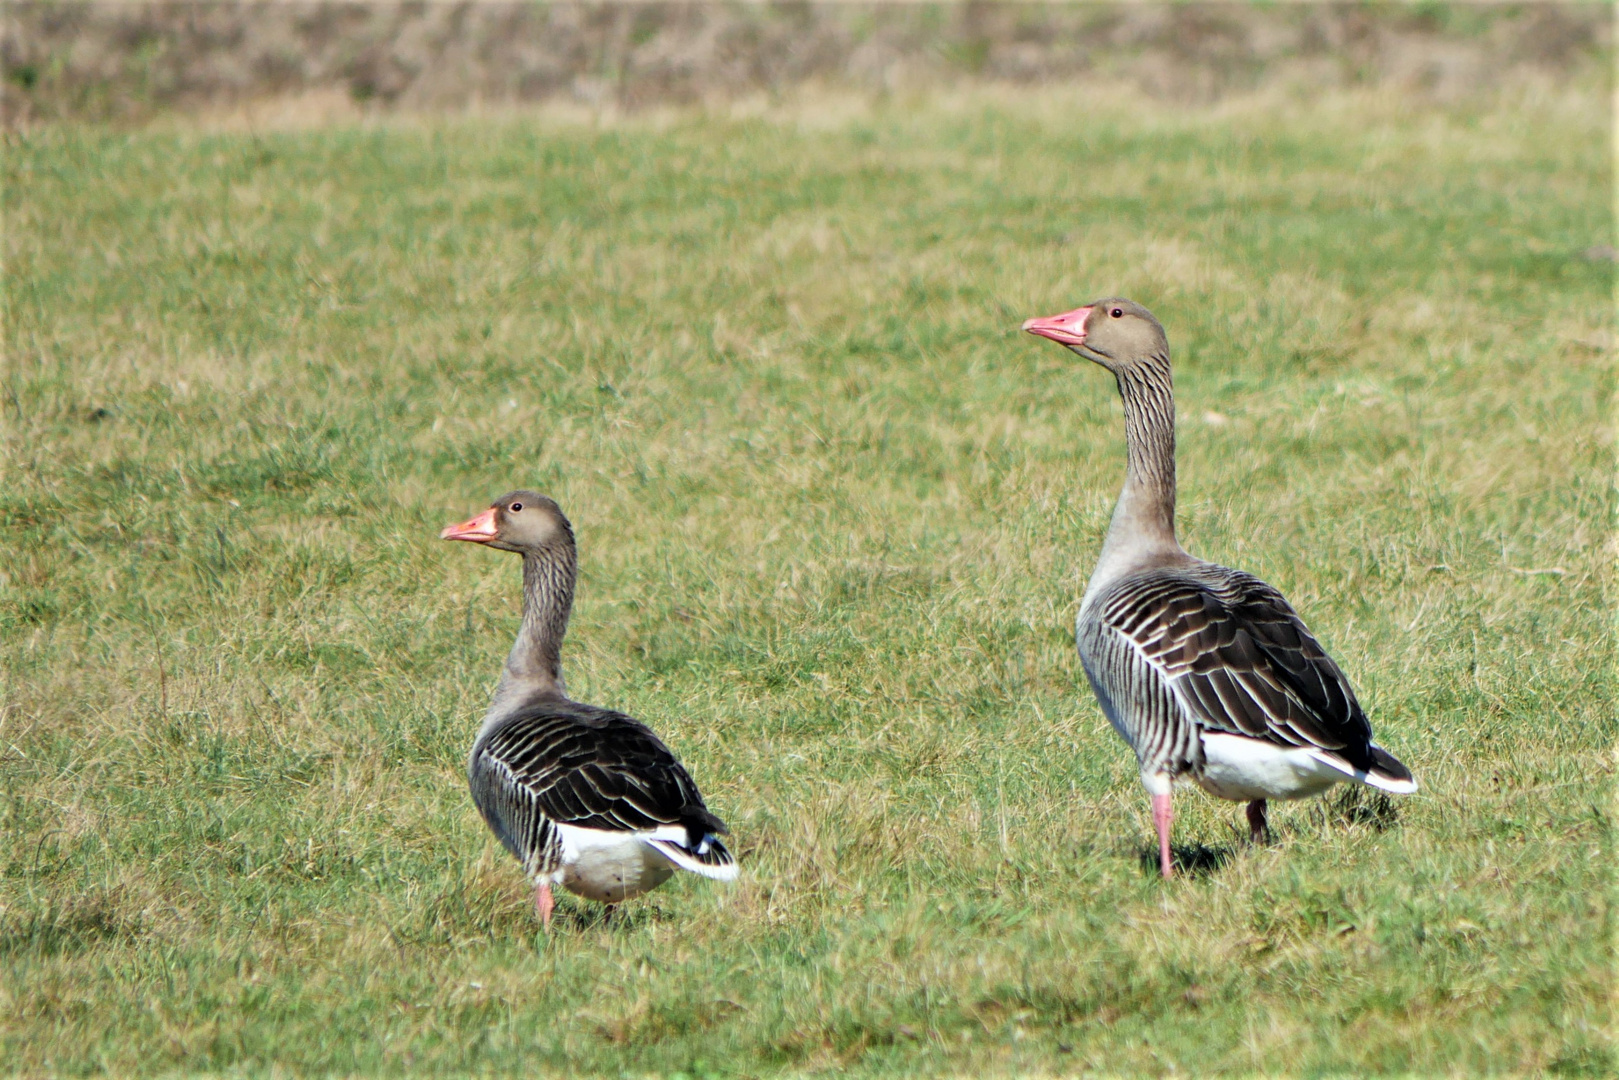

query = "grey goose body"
[
  {"left": 469, "top": 693, "right": 733, "bottom": 903},
  {"left": 1078, "top": 559, "right": 1413, "bottom": 799},
  {"left": 1025, "top": 300, "right": 1416, "bottom": 878},
  {"left": 443, "top": 492, "right": 735, "bottom": 925}
]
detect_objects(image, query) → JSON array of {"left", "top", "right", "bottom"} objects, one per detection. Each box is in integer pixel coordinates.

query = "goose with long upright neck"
[
  {"left": 1024, "top": 300, "right": 1416, "bottom": 879},
  {"left": 442, "top": 491, "right": 736, "bottom": 925}
]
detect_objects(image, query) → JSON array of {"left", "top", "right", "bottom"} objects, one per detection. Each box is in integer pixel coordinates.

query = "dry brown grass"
[{"left": 3, "top": 1, "right": 1610, "bottom": 126}]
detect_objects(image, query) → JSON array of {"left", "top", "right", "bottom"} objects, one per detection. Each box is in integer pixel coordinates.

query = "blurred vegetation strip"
[{"left": 2, "top": 1, "right": 1612, "bottom": 126}]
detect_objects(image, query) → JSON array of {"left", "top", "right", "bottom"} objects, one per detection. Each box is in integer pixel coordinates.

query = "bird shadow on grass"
[
  {"left": 1328, "top": 786, "right": 1401, "bottom": 831},
  {"left": 549, "top": 901, "right": 665, "bottom": 934},
  {"left": 1136, "top": 842, "right": 1237, "bottom": 879}
]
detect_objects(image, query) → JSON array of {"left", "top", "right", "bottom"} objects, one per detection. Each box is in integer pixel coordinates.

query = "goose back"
[
  {"left": 468, "top": 694, "right": 733, "bottom": 880},
  {"left": 1079, "top": 560, "right": 1381, "bottom": 784}
]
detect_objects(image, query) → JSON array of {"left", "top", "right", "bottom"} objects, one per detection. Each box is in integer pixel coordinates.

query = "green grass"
[{"left": 2, "top": 81, "right": 1612, "bottom": 1076}]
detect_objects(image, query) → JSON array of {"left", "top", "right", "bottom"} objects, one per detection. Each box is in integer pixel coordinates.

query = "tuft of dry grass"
[
  {"left": 3, "top": 1, "right": 1609, "bottom": 126},
  {"left": 1, "top": 80, "right": 1612, "bottom": 1076}
]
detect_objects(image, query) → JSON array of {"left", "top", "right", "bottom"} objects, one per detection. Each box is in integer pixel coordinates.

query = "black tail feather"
[{"left": 1370, "top": 744, "right": 1413, "bottom": 783}]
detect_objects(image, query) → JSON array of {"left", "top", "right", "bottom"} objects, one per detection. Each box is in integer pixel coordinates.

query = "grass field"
[{"left": 2, "top": 80, "right": 1613, "bottom": 1076}]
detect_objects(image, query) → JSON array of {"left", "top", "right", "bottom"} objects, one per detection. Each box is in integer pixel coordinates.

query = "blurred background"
[{"left": 3, "top": 1, "right": 1610, "bottom": 126}]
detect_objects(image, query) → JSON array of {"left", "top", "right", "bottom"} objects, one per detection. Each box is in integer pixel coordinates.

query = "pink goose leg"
[
  {"left": 1152, "top": 793, "right": 1174, "bottom": 879},
  {"left": 534, "top": 882, "right": 555, "bottom": 928}
]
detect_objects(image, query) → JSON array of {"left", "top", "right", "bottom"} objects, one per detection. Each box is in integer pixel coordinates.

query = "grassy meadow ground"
[{"left": 2, "top": 81, "right": 1613, "bottom": 1076}]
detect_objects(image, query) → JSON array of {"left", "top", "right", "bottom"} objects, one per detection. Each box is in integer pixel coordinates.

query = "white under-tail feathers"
[
  {"left": 644, "top": 825, "right": 740, "bottom": 881},
  {"left": 1308, "top": 747, "right": 1419, "bottom": 794}
]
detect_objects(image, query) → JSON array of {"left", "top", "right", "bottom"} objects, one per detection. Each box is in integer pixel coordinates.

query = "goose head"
[
  {"left": 440, "top": 490, "right": 574, "bottom": 556},
  {"left": 1022, "top": 298, "right": 1168, "bottom": 370}
]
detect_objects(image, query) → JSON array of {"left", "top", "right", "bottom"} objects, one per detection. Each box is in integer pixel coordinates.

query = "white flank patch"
[
  {"left": 1197, "top": 733, "right": 1419, "bottom": 800},
  {"left": 553, "top": 823, "right": 736, "bottom": 900},
  {"left": 1197, "top": 733, "right": 1357, "bottom": 802},
  {"left": 554, "top": 823, "right": 674, "bottom": 903}
]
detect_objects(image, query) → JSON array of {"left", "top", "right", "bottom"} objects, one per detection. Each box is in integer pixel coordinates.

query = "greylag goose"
[
  {"left": 1023, "top": 300, "right": 1416, "bottom": 879},
  {"left": 441, "top": 491, "right": 737, "bottom": 925}
]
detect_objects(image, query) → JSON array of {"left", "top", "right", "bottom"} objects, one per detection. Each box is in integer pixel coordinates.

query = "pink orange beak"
[
  {"left": 1022, "top": 305, "right": 1093, "bottom": 348},
  {"left": 440, "top": 506, "right": 499, "bottom": 543}
]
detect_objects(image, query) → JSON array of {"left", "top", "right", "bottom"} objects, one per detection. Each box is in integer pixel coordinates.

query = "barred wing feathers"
[
  {"left": 1098, "top": 565, "right": 1380, "bottom": 769},
  {"left": 469, "top": 700, "right": 734, "bottom": 878}
]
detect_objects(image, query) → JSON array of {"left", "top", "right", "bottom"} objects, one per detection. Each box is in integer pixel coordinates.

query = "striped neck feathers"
[
  {"left": 1099, "top": 353, "right": 1181, "bottom": 569},
  {"left": 499, "top": 542, "right": 575, "bottom": 700}
]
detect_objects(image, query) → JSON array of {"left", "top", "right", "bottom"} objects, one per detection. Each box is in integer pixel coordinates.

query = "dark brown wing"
[
  {"left": 468, "top": 699, "right": 725, "bottom": 870},
  {"left": 1099, "top": 564, "right": 1374, "bottom": 766}
]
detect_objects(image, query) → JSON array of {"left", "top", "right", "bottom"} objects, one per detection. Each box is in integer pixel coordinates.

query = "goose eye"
[
  {"left": 510, "top": 502, "right": 523, "bottom": 512},
  {"left": 1111, "top": 308, "right": 1123, "bottom": 318}
]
